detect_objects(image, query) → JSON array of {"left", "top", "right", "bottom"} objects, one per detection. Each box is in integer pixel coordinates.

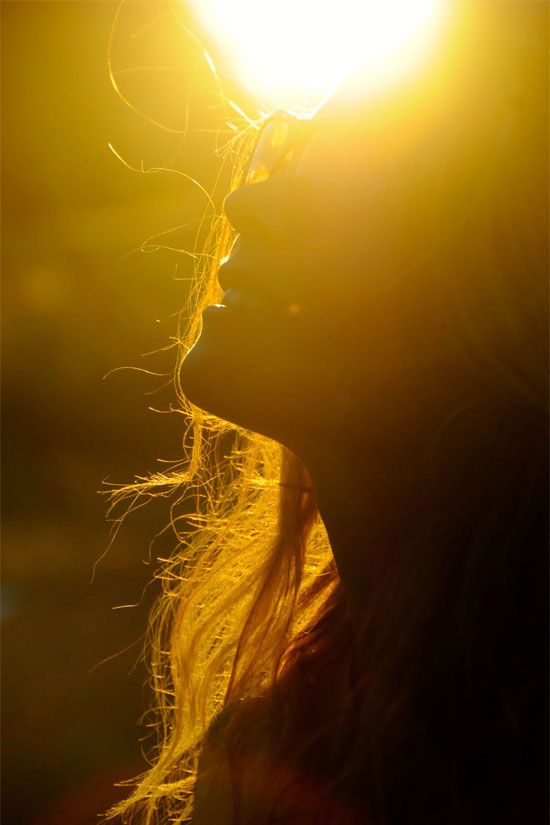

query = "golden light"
[{"left": 188, "top": 0, "right": 448, "bottom": 111}]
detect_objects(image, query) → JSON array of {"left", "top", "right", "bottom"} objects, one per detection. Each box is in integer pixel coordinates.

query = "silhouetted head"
[
  {"left": 181, "top": 2, "right": 547, "bottom": 474},
  {"left": 112, "top": 6, "right": 547, "bottom": 824}
]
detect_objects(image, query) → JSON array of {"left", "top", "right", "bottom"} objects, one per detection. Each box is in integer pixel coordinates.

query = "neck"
[{"left": 299, "top": 434, "right": 434, "bottom": 617}]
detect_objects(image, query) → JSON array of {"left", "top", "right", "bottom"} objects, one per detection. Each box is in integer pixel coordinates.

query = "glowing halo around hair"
[{"left": 187, "top": 0, "right": 448, "bottom": 111}]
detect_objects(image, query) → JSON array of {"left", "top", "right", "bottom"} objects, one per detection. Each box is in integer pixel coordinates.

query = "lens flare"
[{"left": 188, "top": 0, "right": 447, "bottom": 111}]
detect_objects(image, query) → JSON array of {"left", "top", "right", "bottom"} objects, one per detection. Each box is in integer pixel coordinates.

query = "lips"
[
  {"left": 217, "top": 255, "right": 284, "bottom": 314},
  {"left": 221, "top": 287, "right": 273, "bottom": 311},
  {"left": 218, "top": 257, "right": 270, "bottom": 294}
]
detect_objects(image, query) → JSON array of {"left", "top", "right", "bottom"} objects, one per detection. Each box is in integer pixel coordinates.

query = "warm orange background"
[{"left": 1, "top": 2, "right": 241, "bottom": 822}]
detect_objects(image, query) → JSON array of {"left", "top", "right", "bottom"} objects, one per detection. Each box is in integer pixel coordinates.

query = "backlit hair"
[{"left": 107, "top": 7, "right": 547, "bottom": 824}]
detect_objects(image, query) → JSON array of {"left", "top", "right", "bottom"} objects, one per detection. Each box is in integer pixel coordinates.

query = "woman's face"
[{"left": 180, "top": 60, "right": 480, "bottom": 454}]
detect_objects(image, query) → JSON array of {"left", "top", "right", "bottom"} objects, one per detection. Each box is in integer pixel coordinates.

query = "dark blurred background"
[{"left": 1, "top": 2, "right": 241, "bottom": 822}]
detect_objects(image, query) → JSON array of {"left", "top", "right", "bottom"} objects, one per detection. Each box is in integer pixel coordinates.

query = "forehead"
[
  {"left": 292, "top": 132, "right": 366, "bottom": 222},
  {"left": 294, "top": 74, "right": 443, "bottom": 198},
  {"left": 284, "top": 83, "right": 461, "bottom": 280},
  {"left": 292, "top": 117, "right": 419, "bottom": 220},
  {"left": 295, "top": 120, "right": 388, "bottom": 193}
]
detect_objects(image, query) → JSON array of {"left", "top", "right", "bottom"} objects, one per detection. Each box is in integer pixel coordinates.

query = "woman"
[{"left": 109, "top": 3, "right": 547, "bottom": 824}]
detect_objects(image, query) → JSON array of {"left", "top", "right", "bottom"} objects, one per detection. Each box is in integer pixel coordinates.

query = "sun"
[{"left": 187, "top": 0, "right": 448, "bottom": 112}]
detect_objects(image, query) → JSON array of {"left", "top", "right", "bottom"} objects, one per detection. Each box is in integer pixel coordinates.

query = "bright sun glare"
[{"left": 188, "top": 0, "right": 447, "bottom": 111}]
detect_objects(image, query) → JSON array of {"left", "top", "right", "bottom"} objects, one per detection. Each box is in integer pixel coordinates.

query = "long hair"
[{"left": 107, "top": 7, "right": 548, "bottom": 824}]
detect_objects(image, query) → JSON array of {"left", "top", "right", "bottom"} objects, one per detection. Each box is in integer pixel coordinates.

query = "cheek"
[
  {"left": 180, "top": 274, "right": 443, "bottom": 442},
  {"left": 295, "top": 263, "right": 445, "bottom": 416},
  {"left": 291, "top": 146, "right": 443, "bottom": 303}
]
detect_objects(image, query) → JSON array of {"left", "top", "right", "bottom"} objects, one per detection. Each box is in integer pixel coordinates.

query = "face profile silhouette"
[
  {"left": 115, "top": 6, "right": 547, "bottom": 824},
  {"left": 181, "top": 4, "right": 542, "bottom": 469}
]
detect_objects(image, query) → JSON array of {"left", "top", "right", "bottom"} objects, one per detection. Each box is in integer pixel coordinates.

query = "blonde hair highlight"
[
  {"left": 104, "top": 126, "right": 338, "bottom": 824},
  {"left": 105, "top": 10, "right": 547, "bottom": 822}
]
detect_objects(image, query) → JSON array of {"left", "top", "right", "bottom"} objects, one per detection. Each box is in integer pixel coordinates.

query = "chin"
[
  {"left": 179, "top": 329, "right": 328, "bottom": 450},
  {"left": 179, "top": 338, "right": 279, "bottom": 438}
]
